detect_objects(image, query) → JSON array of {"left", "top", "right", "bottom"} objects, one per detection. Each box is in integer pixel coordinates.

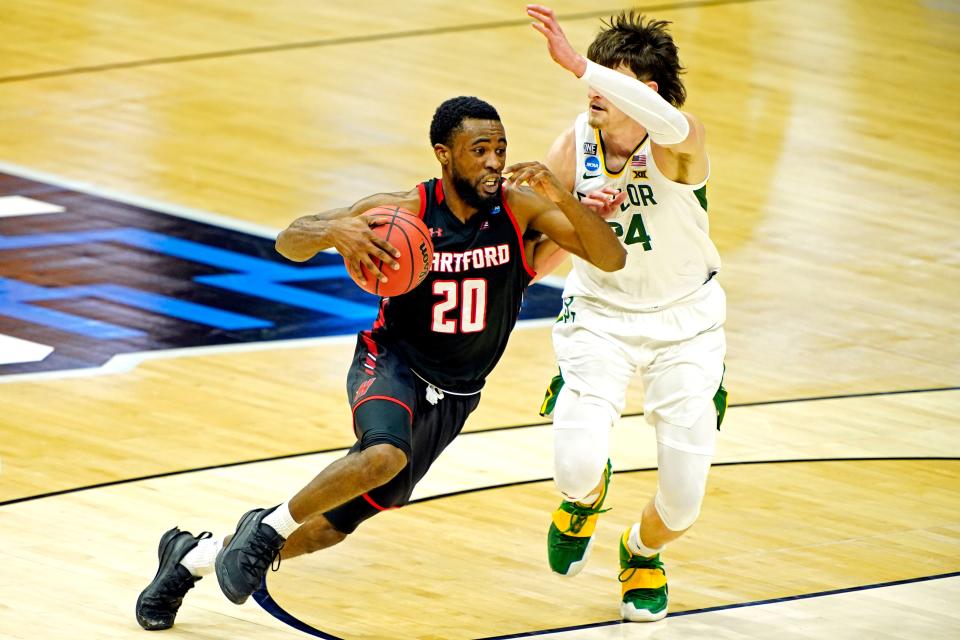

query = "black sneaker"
[
  {"left": 136, "top": 527, "right": 211, "bottom": 630},
  {"left": 215, "top": 507, "right": 285, "bottom": 605}
]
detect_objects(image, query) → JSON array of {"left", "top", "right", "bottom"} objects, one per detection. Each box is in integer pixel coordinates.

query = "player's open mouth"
[
  {"left": 481, "top": 176, "right": 501, "bottom": 193},
  {"left": 590, "top": 103, "right": 606, "bottom": 112}
]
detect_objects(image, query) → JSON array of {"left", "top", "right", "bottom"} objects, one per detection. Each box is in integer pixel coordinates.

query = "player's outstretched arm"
[
  {"left": 505, "top": 162, "right": 626, "bottom": 272},
  {"left": 276, "top": 191, "right": 417, "bottom": 282},
  {"left": 526, "top": 4, "right": 703, "bottom": 156}
]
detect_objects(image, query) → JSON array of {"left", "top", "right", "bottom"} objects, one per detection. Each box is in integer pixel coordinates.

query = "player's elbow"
[
  {"left": 275, "top": 231, "right": 311, "bottom": 262},
  {"left": 596, "top": 246, "right": 627, "bottom": 272}
]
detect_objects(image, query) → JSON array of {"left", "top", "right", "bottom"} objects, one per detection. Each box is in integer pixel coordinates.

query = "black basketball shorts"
[{"left": 324, "top": 331, "right": 481, "bottom": 534}]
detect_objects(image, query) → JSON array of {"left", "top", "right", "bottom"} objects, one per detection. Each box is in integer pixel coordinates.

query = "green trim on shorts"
[
  {"left": 694, "top": 185, "right": 708, "bottom": 212},
  {"left": 540, "top": 370, "right": 565, "bottom": 417},
  {"left": 713, "top": 365, "right": 728, "bottom": 429}
]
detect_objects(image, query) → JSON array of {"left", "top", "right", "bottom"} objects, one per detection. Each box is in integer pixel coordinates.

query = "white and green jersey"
[{"left": 566, "top": 111, "right": 720, "bottom": 310}]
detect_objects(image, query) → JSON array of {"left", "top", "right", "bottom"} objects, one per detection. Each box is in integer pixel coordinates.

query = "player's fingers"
[
  {"left": 612, "top": 191, "right": 628, "bottom": 206},
  {"left": 508, "top": 168, "right": 537, "bottom": 186},
  {"left": 360, "top": 255, "right": 388, "bottom": 283},
  {"left": 504, "top": 161, "right": 537, "bottom": 174},
  {"left": 345, "top": 258, "right": 365, "bottom": 281},
  {"left": 370, "top": 235, "right": 401, "bottom": 259},
  {"left": 581, "top": 195, "right": 608, "bottom": 209},
  {"left": 370, "top": 242, "right": 400, "bottom": 270},
  {"left": 365, "top": 216, "right": 391, "bottom": 228}
]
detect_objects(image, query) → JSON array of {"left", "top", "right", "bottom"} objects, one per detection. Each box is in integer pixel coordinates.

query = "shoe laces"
[
  {"left": 561, "top": 502, "right": 611, "bottom": 535},
  {"left": 146, "top": 567, "right": 197, "bottom": 608},
  {"left": 618, "top": 554, "right": 664, "bottom": 585},
  {"left": 239, "top": 528, "right": 285, "bottom": 577}
]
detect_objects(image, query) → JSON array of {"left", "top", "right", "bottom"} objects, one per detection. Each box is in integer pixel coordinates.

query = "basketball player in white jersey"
[{"left": 525, "top": 5, "right": 728, "bottom": 622}]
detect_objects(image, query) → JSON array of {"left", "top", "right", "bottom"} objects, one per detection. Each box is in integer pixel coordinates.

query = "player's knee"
[
  {"left": 554, "top": 456, "right": 606, "bottom": 501},
  {"left": 553, "top": 431, "right": 608, "bottom": 501},
  {"left": 654, "top": 474, "right": 707, "bottom": 531},
  {"left": 655, "top": 491, "right": 702, "bottom": 531},
  {"left": 552, "top": 390, "right": 613, "bottom": 501},
  {"left": 359, "top": 443, "right": 408, "bottom": 487}
]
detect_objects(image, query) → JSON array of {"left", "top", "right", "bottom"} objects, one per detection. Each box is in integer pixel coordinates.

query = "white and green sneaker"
[
  {"left": 546, "top": 460, "right": 612, "bottom": 576},
  {"left": 618, "top": 525, "right": 668, "bottom": 622}
]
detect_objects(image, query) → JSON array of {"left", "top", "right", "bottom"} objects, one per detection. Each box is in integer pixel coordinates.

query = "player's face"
[
  {"left": 448, "top": 119, "right": 507, "bottom": 209},
  {"left": 587, "top": 64, "right": 656, "bottom": 130}
]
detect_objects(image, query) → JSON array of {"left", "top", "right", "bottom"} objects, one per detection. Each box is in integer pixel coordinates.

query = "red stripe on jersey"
[
  {"left": 352, "top": 395, "right": 413, "bottom": 420},
  {"left": 435, "top": 179, "right": 445, "bottom": 205},
  {"left": 500, "top": 187, "right": 537, "bottom": 279},
  {"left": 359, "top": 330, "right": 379, "bottom": 356},
  {"left": 362, "top": 492, "right": 398, "bottom": 511},
  {"left": 350, "top": 394, "right": 413, "bottom": 437},
  {"left": 372, "top": 299, "right": 387, "bottom": 331},
  {"left": 417, "top": 182, "right": 427, "bottom": 218}
]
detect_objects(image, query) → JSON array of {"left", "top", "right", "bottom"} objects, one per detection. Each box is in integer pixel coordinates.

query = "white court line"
[
  {"left": 0, "top": 161, "right": 562, "bottom": 382},
  {"left": 0, "top": 334, "right": 54, "bottom": 365},
  {"left": 0, "top": 317, "right": 560, "bottom": 384},
  {"left": 0, "top": 195, "right": 65, "bottom": 217},
  {"left": 0, "top": 160, "right": 282, "bottom": 238}
]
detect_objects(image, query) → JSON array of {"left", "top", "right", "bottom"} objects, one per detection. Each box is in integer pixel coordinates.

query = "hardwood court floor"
[{"left": 0, "top": 0, "right": 959, "bottom": 638}]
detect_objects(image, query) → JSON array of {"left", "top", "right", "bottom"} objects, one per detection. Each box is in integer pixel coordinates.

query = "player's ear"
[{"left": 434, "top": 143, "right": 451, "bottom": 166}]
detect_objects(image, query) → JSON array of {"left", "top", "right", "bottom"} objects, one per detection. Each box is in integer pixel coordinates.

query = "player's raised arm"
[
  {"left": 276, "top": 191, "right": 418, "bottom": 282},
  {"left": 505, "top": 161, "right": 626, "bottom": 273},
  {"left": 526, "top": 4, "right": 705, "bottom": 161}
]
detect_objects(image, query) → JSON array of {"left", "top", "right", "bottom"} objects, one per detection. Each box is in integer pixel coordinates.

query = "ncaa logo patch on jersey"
[
  {"left": 584, "top": 156, "right": 601, "bottom": 172},
  {"left": 582, "top": 142, "right": 598, "bottom": 155}
]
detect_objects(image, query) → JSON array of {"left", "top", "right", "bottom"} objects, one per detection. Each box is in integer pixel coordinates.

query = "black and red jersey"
[{"left": 370, "top": 178, "right": 535, "bottom": 394}]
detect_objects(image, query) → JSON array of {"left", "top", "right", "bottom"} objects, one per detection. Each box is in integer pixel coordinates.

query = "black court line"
[
  {"left": 405, "top": 456, "right": 960, "bottom": 505},
  {"left": 472, "top": 571, "right": 960, "bottom": 640},
  {"left": 256, "top": 571, "right": 960, "bottom": 640},
  {"left": 0, "top": 0, "right": 770, "bottom": 84},
  {"left": 250, "top": 461, "right": 960, "bottom": 640},
  {"left": 1, "top": 385, "right": 956, "bottom": 508}
]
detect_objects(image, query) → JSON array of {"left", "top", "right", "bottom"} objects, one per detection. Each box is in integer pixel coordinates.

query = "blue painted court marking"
[
  {"left": 0, "top": 298, "right": 144, "bottom": 339},
  {"left": 1, "top": 277, "right": 270, "bottom": 333},
  {"left": 0, "top": 227, "right": 377, "bottom": 321},
  {"left": 0, "top": 169, "right": 564, "bottom": 376}
]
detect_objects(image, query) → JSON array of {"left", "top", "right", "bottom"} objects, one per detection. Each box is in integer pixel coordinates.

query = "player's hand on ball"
[
  {"left": 505, "top": 161, "right": 568, "bottom": 204},
  {"left": 580, "top": 187, "right": 627, "bottom": 218},
  {"left": 332, "top": 216, "right": 401, "bottom": 283}
]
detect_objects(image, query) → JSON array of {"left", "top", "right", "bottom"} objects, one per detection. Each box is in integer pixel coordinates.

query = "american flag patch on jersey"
[{"left": 631, "top": 153, "right": 647, "bottom": 167}]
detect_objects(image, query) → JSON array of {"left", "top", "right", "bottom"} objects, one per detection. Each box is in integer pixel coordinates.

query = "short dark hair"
[
  {"left": 429, "top": 96, "right": 501, "bottom": 147},
  {"left": 587, "top": 12, "right": 686, "bottom": 108}
]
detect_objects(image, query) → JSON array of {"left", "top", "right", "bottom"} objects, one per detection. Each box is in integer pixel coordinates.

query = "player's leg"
[
  {"left": 618, "top": 408, "right": 716, "bottom": 622},
  {"left": 325, "top": 382, "right": 481, "bottom": 527},
  {"left": 619, "top": 321, "right": 726, "bottom": 622},
  {"left": 547, "top": 385, "right": 618, "bottom": 576},
  {"left": 135, "top": 337, "right": 413, "bottom": 624},
  {"left": 281, "top": 513, "right": 348, "bottom": 559},
  {"left": 215, "top": 340, "right": 416, "bottom": 605},
  {"left": 546, "top": 306, "right": 634, "bottom": 576}
]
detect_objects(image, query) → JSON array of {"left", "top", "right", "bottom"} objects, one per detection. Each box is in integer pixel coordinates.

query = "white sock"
[
  {"left": 627, "top": 522, "right": 664, "bottom": 558},
  {"left": 180, "top": 535, "right": 224, "bottom": 577},
  {"left": 261, "top": 500, "right": 300, "bottom": 539}
]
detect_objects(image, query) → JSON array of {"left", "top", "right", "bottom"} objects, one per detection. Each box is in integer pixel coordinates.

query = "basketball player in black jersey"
[{"left": 136, "top": 96, "right": 625, "bottom": 630}]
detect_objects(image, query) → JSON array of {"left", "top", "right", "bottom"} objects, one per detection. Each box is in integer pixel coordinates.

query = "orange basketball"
[{"left": 348, "top": 206, "right": 433, "bottom": 297}]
